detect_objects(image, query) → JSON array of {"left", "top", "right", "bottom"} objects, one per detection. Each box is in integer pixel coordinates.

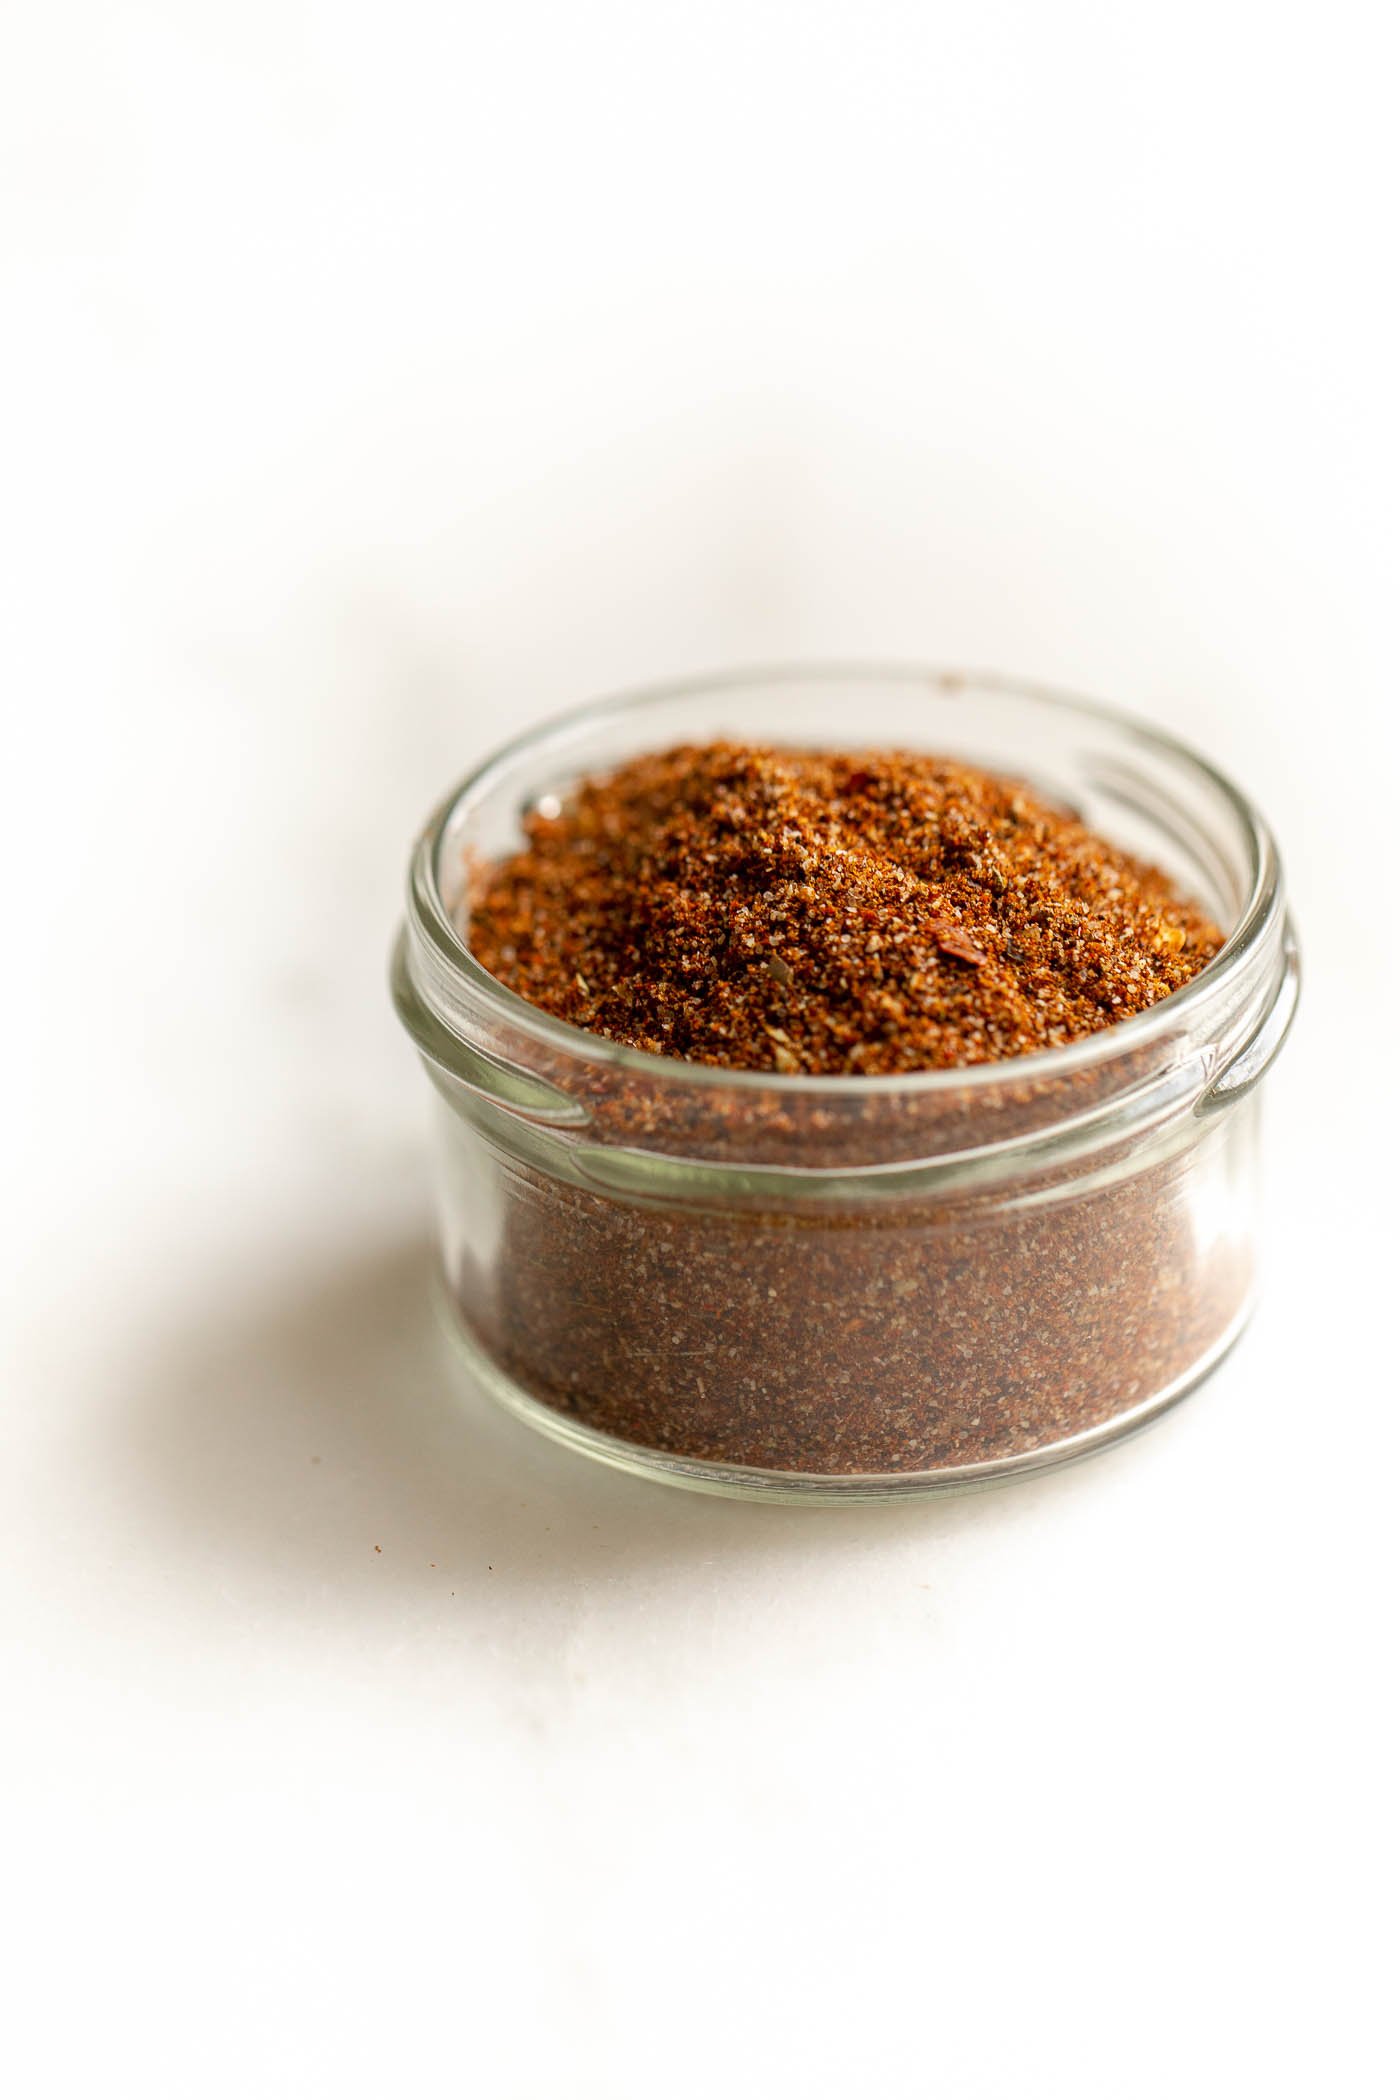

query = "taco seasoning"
[
  {"left": 393, "top": 671, "right": 1298, "bottom": 1499},
  {"left": 467, "top": 742, "right": 1226, "bottom": 1076}
]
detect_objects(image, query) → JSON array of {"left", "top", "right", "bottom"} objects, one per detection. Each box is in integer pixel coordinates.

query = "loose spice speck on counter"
[{"left": 443, "top": 740, "right": 1248, "bottom": 1479}]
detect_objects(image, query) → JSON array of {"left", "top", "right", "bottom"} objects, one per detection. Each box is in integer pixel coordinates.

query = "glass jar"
[{"left": 392, "top": 668, "right": 1298, "bottom": 1502}]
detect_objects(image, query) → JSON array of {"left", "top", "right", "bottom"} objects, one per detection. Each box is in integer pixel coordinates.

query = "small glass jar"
[{"left": 392, "top": 668, "right": 1298, "bottom": 1502}]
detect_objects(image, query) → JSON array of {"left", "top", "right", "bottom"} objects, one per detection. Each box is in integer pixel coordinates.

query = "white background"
[{"left": 3, "top": 5, "right": 1397, "bottom": 2095}]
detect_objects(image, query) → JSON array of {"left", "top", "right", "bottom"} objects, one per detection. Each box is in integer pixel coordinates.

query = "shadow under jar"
[{"left": 393, "top": 668, "right": 1298, "bottom": 1502}]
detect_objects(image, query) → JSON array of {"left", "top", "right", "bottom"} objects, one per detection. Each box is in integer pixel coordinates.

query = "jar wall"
[{"left": 427, "top": 1080, "right": 1260, "bottom": 1490}]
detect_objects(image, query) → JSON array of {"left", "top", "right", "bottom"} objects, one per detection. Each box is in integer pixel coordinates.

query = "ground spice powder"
[
  {"left": 470, "top": 742, "right": 1223, "bottom": 1074},
  {"left": 452, "top": 743, "right": 1246, "bottom": 1479}
]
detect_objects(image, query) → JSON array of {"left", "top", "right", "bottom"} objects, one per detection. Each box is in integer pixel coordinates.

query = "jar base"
[{"left": 432, "top": 1271, "right": 1253, "bottom": 1505}]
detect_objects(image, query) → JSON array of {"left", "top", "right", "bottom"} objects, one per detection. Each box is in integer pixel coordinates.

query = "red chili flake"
[{"left": 930, "top": 924, "right": 989, "bottom": 967}]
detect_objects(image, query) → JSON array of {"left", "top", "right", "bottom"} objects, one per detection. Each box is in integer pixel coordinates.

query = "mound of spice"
[
  {"left": 469, "top": 742, "right": 1223, "bottom": 1075},
  {"left": 447, "top": 742, "right": 1245, "bottom": 1480}
]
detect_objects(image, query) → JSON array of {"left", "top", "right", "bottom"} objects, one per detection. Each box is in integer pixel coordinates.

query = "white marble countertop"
[{"left": 4, "top": 8, "right": 1395, "bottom": 2095}]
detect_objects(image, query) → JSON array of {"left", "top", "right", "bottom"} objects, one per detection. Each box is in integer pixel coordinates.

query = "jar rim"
[{"left": 405, "top": 662, "right": 1283, "bottom": 1101}]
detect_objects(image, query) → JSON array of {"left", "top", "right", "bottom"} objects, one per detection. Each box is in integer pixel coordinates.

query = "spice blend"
[
  {"left": 469, "top": 742, "right": 1224, "bottom": 1075},
  {"left": 446, "top": 741, "right": 1247, "bottom": 1479},
  {"left": 475, "top": 1143, "right": 1250, "bottom": 1473}
]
